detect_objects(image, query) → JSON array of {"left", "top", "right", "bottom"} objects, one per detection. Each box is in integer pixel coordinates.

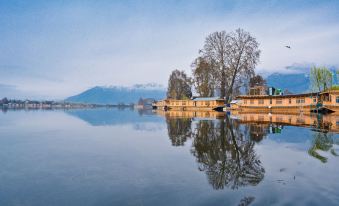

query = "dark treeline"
[{"left": 167, "top": 28, "right": 262, "bottom": 102}]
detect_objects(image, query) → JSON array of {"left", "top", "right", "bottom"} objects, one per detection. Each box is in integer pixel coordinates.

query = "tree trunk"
[
  {"left": 225, "top": 69, "right": 238, "bottom": 103},
  {"left": 220, "top": 69, "right": 226, "bottom": 99}
]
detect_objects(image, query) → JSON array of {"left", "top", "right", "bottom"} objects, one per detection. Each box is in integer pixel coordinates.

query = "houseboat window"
[
  {"left": 276, "top": 99, "right": 283, "bottom": 104},
  {"left": 313, "top": 97, "right": 317, "bottom": 103},
  {"left": 336, "top": 96, "right": 339, "bottom": 103},
  {"left": 296, "top": 98, "right": 305, "bottom": 104},
  {"left": 182, "top": 102, "right": 186, "bottom": 106},
  {"left": 258, "top": 99, "right": 264, "bottom": 104},
  {"left": 289, "top": 98, "right": 291, "bottom": 104},
  {"left": 250, "top": 99, "right": 254, "bottom": 104},
  {"left": 244, "top": 100, "right": 247, "bottom": 104},
  {"left": 269, "top": 99, "right": 272, "bottom": 104}
]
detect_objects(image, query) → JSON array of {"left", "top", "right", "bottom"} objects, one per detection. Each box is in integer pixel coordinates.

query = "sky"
[{"left": 1, "top": 0, "right": 339, "bottom": 99}]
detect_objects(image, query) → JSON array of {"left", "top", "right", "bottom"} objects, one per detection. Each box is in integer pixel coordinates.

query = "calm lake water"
[{"left": 0, "top": 108, "right": 338, "bottom": 206}]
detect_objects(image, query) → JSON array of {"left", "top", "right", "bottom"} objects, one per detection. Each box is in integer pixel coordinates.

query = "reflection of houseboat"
[
  {"left": 230, "top": 112, "right": 339, "bottom": 133},
  {"left": 155, "top": 110, "right": 226, "bottom": 119},
  {"left": 153, "top": 97, "right": 225, "bottom": 111},
  {"left": 231, "top": 86, "right": 339, "bottom": 114}
]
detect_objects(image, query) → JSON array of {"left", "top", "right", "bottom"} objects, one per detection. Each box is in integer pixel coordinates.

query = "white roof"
[{"left": 230, "top": 100, "right": 239, "bottom": 104}]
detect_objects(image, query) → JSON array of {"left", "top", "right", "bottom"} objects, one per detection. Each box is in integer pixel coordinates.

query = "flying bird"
[{"left": 285, "top": 46, "right": 291, "bottom": 49}]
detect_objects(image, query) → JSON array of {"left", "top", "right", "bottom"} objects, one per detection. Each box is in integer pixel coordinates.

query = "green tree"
[
  {"left": 167, "top": 70, "right": 192, "bottom": 99},
  {"left": 310, "top": 66, "right": 333, "bottom": 92},
  {"left": 1, "top": 97, "right": 9, "bottom": 104},
  {"left": 191, "top": 57, "right": 216, "bottom": 97}
]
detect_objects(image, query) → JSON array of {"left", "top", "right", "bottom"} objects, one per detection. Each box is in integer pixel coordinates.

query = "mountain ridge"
[{"left": 66, "top": 83, "right": 166, "bottom": 105}]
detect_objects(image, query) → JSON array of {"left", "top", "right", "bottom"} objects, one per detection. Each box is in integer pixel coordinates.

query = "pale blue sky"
[{"left": 1, "top": 0, "right": 339, "bottom": 99}]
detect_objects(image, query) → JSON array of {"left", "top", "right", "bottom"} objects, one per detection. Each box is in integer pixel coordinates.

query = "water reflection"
[
  {"left": 162, "top": 110, "right": 339, "bottom": 191},
  {"left": 166, "top": 116, "right": 192, "bottom": 146},
  {"left": 1, "top": 109, "right": 339, "bottom": 205},
  {"left": 65, "top": 108, "right": 163, "bottom": 128},
  {"left": 309, "top": 132, "right": 338, "bottom": 163},
  {"left": 245, "top": 123, "right": 269, "bottom": 142},
  {"left": 232, "top": 112, "right": 339, "bottom": 133},
  {"left": 161, "top": 111, "right": 266, "bottom": 190},
  {"left": 191, "top": 117, "right": 265, "bottom": 190},
  {"left": 238, "top": 196, "right": 256, "bottom": 206}
]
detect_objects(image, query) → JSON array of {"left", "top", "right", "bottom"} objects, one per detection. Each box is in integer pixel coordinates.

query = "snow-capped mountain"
[{"left": 65, "top": 83, "right": 166, "bottom": 104}]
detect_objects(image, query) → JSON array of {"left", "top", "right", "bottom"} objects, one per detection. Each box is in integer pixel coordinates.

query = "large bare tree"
[
  {"left": 201, "top": 29, "right": 260, "bottom": 102},
  {"left": 202, "top": 31, "right": 229, "bottom": 99},
  {"left": 167, "top": 69, "right": 192, "bottom": 99}
]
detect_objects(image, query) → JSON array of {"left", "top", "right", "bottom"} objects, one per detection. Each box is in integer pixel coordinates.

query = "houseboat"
[
  {"left": 153, "top": 97, "right": 225, "bottom": 111},
  {"left": 231, "top": 86, "right": 339, "bottom": 114}
]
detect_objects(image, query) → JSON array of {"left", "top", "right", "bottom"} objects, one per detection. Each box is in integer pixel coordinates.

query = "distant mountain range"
[
  {"left": 266, "top": 67, "right": 337, "bottom": 94},
  {"left": 266, "top": 73, "right": 310, "bottom": 94},
  {"left": 65, "top": 70, "right": 337, "bottom": 104},
  {"left": 66, "top": 83, "right": 166, "bottom": 105}
]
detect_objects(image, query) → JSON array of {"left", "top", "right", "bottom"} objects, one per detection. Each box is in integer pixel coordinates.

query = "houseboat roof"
[
  {"left": 236, "top": 92, "right": 319, "bottom": 99},
  {"left": 230, "top": 100, "right": 240, "bottom": 104},
  {"left": 192, "top": 97, "right": 224, "bottom": 101}
]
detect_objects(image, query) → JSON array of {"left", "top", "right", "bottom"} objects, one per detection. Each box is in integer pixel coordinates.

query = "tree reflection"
[
  {"left": 308, "top": 114, "right": 339, "bottom": 163},
  {"left": 308, "top": 131, "right": 338, "bottom": 163},
  {"left": 238, "top": 196, "right": 255, "bottom": 206},
  {"left": 191, "top": 116, "right": 265, "bottom": 190},
  {"left": 166, "top": 117, "right": 192, "bottom": 146}
]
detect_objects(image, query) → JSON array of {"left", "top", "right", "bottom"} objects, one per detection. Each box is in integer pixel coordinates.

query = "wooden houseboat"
[
  {"left": 232, "top": 89, "right": 339, "bottom": 114},
  {"left": 153, "top": 97, "right": 225, "bottom": 111}
]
